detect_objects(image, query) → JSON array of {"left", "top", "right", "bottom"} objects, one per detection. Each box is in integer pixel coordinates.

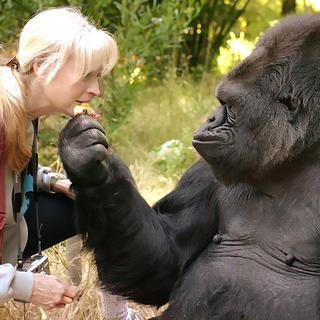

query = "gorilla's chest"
[
  {"left": 216, "top": 184, "right": 320, "bottom": 267},
  {"left": 165, "top": 187, "right": 320, "bottom": 320}
]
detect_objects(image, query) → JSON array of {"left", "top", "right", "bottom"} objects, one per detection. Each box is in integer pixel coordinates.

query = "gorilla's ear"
[{"left": 278, "top": 94, "right": 303, "bottom": 124}]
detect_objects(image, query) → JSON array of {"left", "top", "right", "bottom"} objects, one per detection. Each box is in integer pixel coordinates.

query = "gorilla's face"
[{"left": 193, "top": 14, "right": 320, "bottom": 185}]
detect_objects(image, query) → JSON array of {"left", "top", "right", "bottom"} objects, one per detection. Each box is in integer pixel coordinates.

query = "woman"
[{"left": 0, "top": 7, "right": 139, "bottom": 318}]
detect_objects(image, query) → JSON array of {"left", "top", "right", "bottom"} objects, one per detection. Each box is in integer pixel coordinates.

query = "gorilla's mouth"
[
  {"left": 192, "top": 106, "right": 232, "bottom": 145},
  {"left": 192, "top": 105, "right": 235, "bottom": 164},
  {"left": 193, "top": 125, "right": 232, "bottom": 143}
]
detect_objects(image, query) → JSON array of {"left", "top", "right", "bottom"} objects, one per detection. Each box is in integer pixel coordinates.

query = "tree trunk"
[
  {"left": 282, "top": 0, "right": 296, "bottom": 16},
  {"left": 204, "top": 0, "right": 250, "bottom": 74},
  {"left": 55, "top": 0, "right": 70, "bottom": 5}
]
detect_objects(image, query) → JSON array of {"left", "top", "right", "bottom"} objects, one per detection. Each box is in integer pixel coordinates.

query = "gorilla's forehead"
[
  {"left": 219, "top": 14, "right": 320, "bottom": 92},
  {"left": 257, "top": 14, "right": 320, "bottom": 58},
  {"left": 226, "top": 46, "right": 266, "bottom": 81}
]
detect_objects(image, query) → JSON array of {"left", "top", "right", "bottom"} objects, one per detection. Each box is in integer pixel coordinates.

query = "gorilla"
[{"left": 59, "top": 14, "right": 320, "bottom": 320}]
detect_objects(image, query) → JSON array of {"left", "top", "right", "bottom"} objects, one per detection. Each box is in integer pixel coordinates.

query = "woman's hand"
[
  {"left": 30, "top": 273, "right": 80, "bottom": 309},
  {"left": 51, "top": 179, "right": 75, "bottom": 200}
]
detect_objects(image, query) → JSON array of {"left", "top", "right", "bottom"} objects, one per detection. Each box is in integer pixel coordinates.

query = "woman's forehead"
[
  {"left": 74, "top": 48, "right": 109, "bottom": 72},
  {"left": 69, "top": 54, "right": 103, "bottom": 73}
]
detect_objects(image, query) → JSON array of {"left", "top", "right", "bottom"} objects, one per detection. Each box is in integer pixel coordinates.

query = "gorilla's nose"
[
  {"left": 208, "top": 106, "right": 227, "bottom": 127},
  {"left": 193, "top": 106, "right": 227, "bottom": 140}
]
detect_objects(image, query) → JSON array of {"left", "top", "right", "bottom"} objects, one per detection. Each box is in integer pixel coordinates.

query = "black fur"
[{"left": 59, "top": 14, "right": 320, "bottom": 320}]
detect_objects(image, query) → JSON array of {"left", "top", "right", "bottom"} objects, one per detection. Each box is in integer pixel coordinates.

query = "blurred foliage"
[
  {"left": 1, "top": 0, "right": 319, "bottom": 74},
  {"left": 150, "top": 139, "right": 192, "bottom": 178},
  {"left": 0, "top": 0, "right": 319, "bottom": 177},
  {"left": 102, "top": 75, "right": 215, "bottom": 179}
]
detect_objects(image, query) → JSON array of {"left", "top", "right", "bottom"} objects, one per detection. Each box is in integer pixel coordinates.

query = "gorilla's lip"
[
  {"left": 192, "top": 139, "right": 222, "bottom": 163},
  {"left": 192, "top": 129, "right": 228, "bottom": 144},
  {"left": 192, "top": 138, "right": 223, "bottom": 146}
]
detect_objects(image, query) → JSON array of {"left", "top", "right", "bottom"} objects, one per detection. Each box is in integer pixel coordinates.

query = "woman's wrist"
[
  {"left": 48, "top": 173, "right": 66, "bottom": 192},
  {"left": 37, "top": 166, "right": 66, "bottom": 193},
  {"left": 51, "top": 179, "right": 75, "bottom": 200}
]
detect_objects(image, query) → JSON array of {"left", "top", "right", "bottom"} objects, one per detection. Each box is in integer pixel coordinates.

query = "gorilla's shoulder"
[
  {"left": 153, "top": 159, "right": 219, "bottom": 212},
  {"left": 178, "top": 159, "right": 217, "bottom": 187}
]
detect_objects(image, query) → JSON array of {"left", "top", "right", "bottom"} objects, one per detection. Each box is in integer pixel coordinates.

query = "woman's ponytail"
[{"left": 0, "top": 64, "right": 31, "bottom": 172}]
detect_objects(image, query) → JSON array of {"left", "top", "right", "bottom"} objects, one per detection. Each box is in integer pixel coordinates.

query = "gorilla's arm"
[{"left": 59, "top": 116, "right": 219, "bottom": 306}]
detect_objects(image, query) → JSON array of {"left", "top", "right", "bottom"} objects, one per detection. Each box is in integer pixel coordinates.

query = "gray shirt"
[{"left": 0, "top": 121, "right": 62, "bottom": 304}]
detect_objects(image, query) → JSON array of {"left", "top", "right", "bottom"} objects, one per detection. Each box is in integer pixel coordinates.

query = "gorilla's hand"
[{"left": 58, "top": 115, "right": 109, "bottom": 188}]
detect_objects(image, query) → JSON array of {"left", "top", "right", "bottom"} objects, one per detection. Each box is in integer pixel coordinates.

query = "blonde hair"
[{"left": 0, "top": 7, "right": 118, "bottom": 172}]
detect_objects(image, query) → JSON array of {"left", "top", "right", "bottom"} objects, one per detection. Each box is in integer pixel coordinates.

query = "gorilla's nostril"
[
  {"left": 207, "top": 113, "right": 215, "bottom": 123},
  {"left": 193, "top": 106, "right": 229, "bottom": 142},
  {"left": 207, "top": 106, "right": 227, "bottom": 127}
]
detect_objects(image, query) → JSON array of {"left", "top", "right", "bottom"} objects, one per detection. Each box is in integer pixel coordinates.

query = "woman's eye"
[{"left": 82, "top": 72, "right": 102, "bottom": 81}]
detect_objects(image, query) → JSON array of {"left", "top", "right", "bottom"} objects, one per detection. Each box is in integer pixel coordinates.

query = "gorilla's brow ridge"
[{"left": 228, "top": 46, "right": 266, "bottom": 80}]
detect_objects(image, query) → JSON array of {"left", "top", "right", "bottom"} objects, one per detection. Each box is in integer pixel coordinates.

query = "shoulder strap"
[
  {"left": 15, "top": 119, "right": 41, "bottom": 268},
  {"left": 0, "top": 134, "right": 6, "bottom": 263}
]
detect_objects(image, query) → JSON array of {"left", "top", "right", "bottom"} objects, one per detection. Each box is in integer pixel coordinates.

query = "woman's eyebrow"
[{"left": 87, "top": 67, "right": 103, "bottom": 75}]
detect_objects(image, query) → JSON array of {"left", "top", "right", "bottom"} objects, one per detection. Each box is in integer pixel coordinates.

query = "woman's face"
[{"left": 28, "top": 57, "right": 101, "bottom": 117}]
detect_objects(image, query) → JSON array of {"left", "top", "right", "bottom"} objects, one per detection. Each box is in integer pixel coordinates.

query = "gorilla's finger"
[
  {"left": 99, "top": 158, "right": 110, "bottom": 176},
  {"left": 64, "top": 144, "right": 108, "bottom": 169},
  {"left": 88, "top": 143, "right": 109, "bottom": 162},
  {"left": 76, "top": 128, "right": 109, "bottom": 149},
  {"left": 68, "top": 144, "right": 108, "bottom": 173},
  {"left": 63, "top": 115, "right": 105, "bottom": 139}
]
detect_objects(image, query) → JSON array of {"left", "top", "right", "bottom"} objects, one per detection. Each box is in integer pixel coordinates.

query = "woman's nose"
[{"left": 88, "top": 78, "right": 100, "bottom": 97}]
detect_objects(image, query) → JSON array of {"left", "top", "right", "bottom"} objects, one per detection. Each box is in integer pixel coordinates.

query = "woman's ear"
[{"left": 32, "top": 57, "right": 47, "bottom": 76}]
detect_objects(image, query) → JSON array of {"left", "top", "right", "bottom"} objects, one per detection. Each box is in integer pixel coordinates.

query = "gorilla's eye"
[
  {"left": 279, "top": 94, "right": 302, "bottom": 124},
  {"left": 226, "top": 105, "right": 236, "bottom": 124},
  {"left": 217, "top": 97, "right": 226, "bottom": 106},
  {"left": 279, "top": 95, "right": 302, "bottom": 111}
]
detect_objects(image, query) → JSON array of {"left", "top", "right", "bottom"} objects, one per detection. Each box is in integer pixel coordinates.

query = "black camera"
[
  {"left": 14, "top": 255, "right": 50, "bottom": 303},
  {"left": 21, "top": 254, "right": 50, "bottom": 274}
]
